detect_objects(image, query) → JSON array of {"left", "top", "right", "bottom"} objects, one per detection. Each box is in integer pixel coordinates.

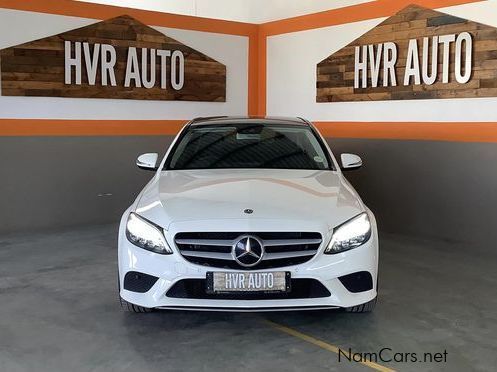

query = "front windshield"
[{"left": 165, "top": 123, "right": 333, "bottom": 170}]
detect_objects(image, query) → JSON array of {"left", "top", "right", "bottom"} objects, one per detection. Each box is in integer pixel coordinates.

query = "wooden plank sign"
[
  {"left": 316, "top": 4, "right": 497, "bottom": 102},
  {"left": 0, "top": 15, "right": 226, "bottom": 101}
]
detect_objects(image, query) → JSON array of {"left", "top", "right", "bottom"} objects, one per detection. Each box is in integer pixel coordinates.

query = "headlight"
[
  {"left": 325, "top": 212, "right": 371, "bottom": 254},
  {"left": 125, "top": 213, "right": 172, "bottom": 254}
]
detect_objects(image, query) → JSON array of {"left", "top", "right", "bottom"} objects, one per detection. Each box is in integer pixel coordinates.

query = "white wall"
[
  {"left": 266, "top": 1, "right": 497, "bottom": 122},
  {"left": 0, "top": 9, "right": 248, "bottom": 120},
  {"left": 78, "top": 0, "right": 373, "bottom": 23}
]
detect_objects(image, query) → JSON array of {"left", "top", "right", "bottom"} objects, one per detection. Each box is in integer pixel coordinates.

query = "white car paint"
[{"left": 118, "top": 118, "right": 378, "bottom": 311}]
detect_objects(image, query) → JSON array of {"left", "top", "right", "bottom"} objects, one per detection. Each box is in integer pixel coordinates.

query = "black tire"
[
  {"left": 345, "top": 297, "right": 377, "bottom": 313},
  {"left": 119, "top": 296, "right": 153, "bottom": 313}
]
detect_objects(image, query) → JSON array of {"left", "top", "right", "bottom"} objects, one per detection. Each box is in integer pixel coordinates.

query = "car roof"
[{"left": 189, "top": 116, "right": 310, "bottom": 126}]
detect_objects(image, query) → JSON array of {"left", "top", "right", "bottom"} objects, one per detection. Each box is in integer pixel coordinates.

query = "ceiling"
[{"left": 77, "top": 0, "right": 374, "bottom": 23}]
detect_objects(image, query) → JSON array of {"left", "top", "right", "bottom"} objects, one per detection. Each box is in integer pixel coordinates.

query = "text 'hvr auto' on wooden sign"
[
  {"left": 64, "top": 42, "right": 186, "bottom": 90},
  {"left": 317, "top": 5, "right": 497, "bottom": 102},
  {"left": 0, "top": 15, "right": 226, "bottom": 102},
  {"left": 354, "top": 32, "right": 472, "bottom": 88}
]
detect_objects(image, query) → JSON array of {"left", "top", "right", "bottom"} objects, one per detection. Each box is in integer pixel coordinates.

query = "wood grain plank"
[{"left": 0, "top": 14, "right": 226, "bottom": 102}]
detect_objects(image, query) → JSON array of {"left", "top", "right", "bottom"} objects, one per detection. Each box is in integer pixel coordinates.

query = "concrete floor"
[{"left": 0, "top": 225, "right": 496, "bottom": 372}]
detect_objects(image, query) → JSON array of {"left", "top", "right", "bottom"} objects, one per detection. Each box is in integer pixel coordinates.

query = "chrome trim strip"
[
  {"left": 262, "top": 238, "right": 322, "bottom": 246},
  {"left": 180, "top": 250, "right": 232, "bottom": 260},
  {"left": 176, "top": 238, "right": 322, "bottom": 247},
  {"left": 175, "top": 239, "right": 234, "bottom": 246},
  {"left": 264, "top": 250, "right": 318, "bottom": 260},
  {"left": 156, "top": 305, "right": 339, "bottom": 312}
]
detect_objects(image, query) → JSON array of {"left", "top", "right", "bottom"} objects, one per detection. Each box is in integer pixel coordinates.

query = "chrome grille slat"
[
  {"left": 180, "top": 251, "right": 233, "bottom": 260},
  {"left": 262, "top": 239, "right": 322, "bottom": 246},
  {"left": 264, "top": 250, "right": 318, "bottom": 260},
  {"left": 175, "top": 239, "right": 234, "bottom": 246},
  {"left": 175, "top": 232, "right": 322, "bottom": 270},
  {"left": 176, "top": 238, "right": 322, "bottom": 248}
]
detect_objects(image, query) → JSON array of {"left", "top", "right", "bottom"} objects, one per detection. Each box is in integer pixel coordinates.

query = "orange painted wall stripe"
[
  {"left": 0, "top": 0, "right": 257, "bottom": 36},
  {"left": 260, "top": 0, "right": 485, "bottom": 36},
  {"left": 314, "top": 122, "right": 497, "bottom": 143},
  {"left": 0, "top": 0, "right": 482, "bottom": 35},
  {"left": 2, "top": 119, "right": 497, "bottom": 143},
  {"left": 0, "top": 119, "right": 187, "bottom": 136}
]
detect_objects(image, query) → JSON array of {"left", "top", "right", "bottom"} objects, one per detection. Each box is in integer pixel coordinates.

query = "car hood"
[{"left": 135, "top": 169, "right": 364, "bottom": 231}]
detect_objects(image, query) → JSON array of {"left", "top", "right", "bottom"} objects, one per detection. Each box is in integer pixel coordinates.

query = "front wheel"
[{"left": 344, "top": 297, "right": 377, "bottom": 313}]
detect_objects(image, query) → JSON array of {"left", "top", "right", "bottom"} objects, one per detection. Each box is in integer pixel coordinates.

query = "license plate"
[{"left": 206, "top": 271, "right": 290, "bottom": 293}]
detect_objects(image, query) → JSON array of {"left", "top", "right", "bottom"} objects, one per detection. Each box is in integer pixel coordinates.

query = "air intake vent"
[
  {"left": 123, "top": 271, "right": 159, "bottom": 293},
  {"left": 166, "top": 278, "right": 330, "bottom": 299},
  {"left": 338, "top": 271, "right": 373, "bottom": 293}
]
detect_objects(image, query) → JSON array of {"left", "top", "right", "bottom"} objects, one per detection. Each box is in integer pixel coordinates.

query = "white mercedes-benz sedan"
[{"left": 118, "top": 116, "right": 378, "bottom": 313}]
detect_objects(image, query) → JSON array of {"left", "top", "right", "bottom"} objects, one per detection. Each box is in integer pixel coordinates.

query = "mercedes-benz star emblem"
[{"left": 232, "top": 235, "right": 264, "bottom": 267}]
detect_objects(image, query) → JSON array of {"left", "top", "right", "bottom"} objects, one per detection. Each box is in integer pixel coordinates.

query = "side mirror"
[
  {"left": 340, "top": 153, "right": 362, "bottom": 170},
  {"left": 136, "top": 153, "right": 159, "bottom": 171}
]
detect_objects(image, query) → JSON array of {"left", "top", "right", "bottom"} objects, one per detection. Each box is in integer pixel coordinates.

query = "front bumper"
[{"left": 118, "top": 216, "right": 378, "bottom": 311}]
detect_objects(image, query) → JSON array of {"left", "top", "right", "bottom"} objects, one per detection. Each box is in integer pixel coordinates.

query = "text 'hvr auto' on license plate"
[{"left": 210, "top": 271, "right": 289, "bottom": 292}]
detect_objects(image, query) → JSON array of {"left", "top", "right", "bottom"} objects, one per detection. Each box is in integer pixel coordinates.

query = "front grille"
[
  {"left": 174, "top": 232, "right": 322, "bottom": 270},
  {"left": 166, "top": 278, "right": 331, "bottom": 300}
]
